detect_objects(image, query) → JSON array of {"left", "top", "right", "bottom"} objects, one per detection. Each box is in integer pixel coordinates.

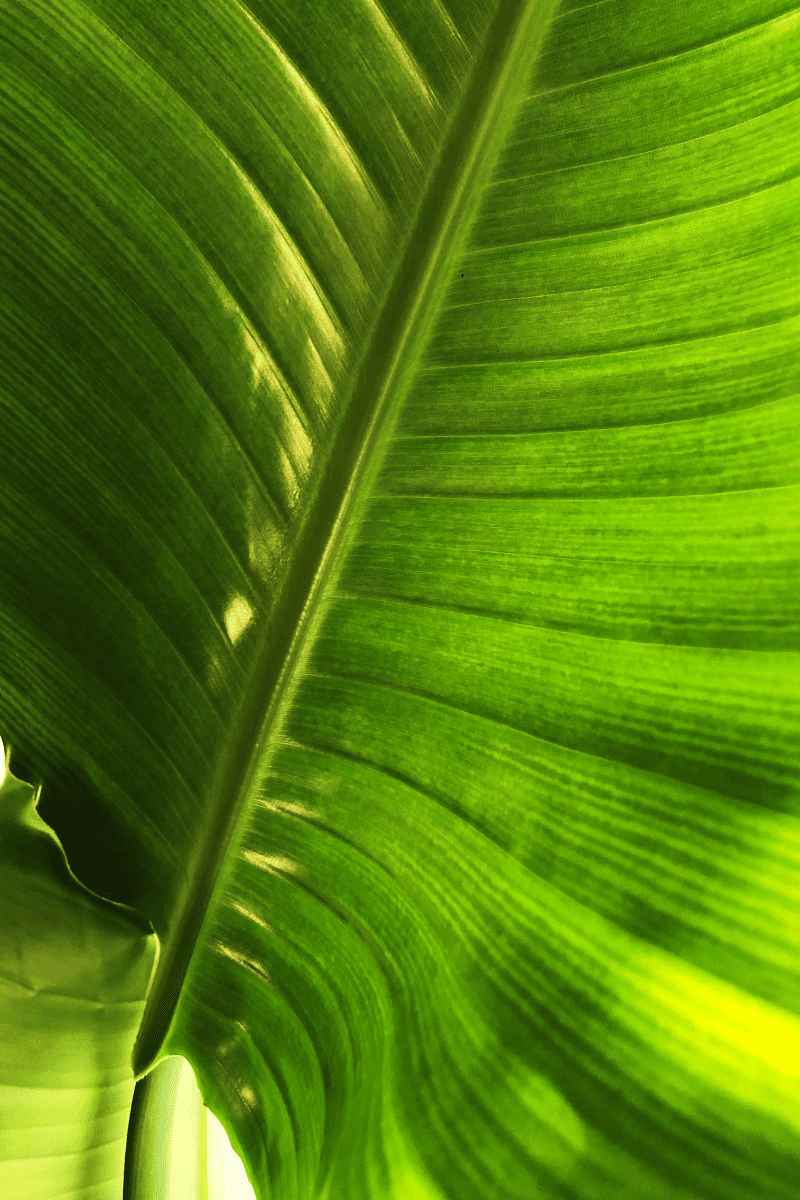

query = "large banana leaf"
[{"left": 1, "top": 0, "right": 799, "bottom": 1197}]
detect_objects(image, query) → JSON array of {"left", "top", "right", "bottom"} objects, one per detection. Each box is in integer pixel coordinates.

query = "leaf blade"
[{"left": 1, "top": 0, "right": 799, "bottom": 1197}]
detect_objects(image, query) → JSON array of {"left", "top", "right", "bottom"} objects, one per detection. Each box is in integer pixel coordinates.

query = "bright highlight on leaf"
[
  {"left": 0, "top": 0, "right": 799, "bottom": 1198},
  {"left": 224, "top": 596, "right": 256, "bottom": 646}
]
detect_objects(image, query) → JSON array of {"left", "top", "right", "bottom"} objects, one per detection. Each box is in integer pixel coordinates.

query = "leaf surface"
[{"left": 0, "top": 0, "right": 799, "bottom": 1198}]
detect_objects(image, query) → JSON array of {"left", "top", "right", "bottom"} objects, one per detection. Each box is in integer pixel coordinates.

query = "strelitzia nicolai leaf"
[{"left": 0, "top": 0, "right": 798, "bottom": 1198}]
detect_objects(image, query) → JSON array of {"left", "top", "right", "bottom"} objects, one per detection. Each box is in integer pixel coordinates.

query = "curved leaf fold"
[{"left": 0, "top": 756, "right": 155, "bottom": 1199}]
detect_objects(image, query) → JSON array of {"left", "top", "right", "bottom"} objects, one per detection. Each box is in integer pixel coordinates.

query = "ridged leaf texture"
[{"left": 0, "top": 0, "right": 799, "bottom": 1198}]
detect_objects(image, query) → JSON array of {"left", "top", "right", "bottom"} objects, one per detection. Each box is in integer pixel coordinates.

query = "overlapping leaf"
[{"left": 0, "top": 757, "right": 155, "bottom": 1199}]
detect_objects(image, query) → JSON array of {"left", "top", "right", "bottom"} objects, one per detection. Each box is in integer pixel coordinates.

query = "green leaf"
[
  {"left": 1, "top": 0, "right": 799, "bottom": 1198},
  {"left": 0, "top": 749, "right": 156, "bottom": 1199}
]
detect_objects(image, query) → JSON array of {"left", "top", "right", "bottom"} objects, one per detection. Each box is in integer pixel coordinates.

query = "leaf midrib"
[{"left": 131, "top": 0, "right": 561, "bottom": 1077}]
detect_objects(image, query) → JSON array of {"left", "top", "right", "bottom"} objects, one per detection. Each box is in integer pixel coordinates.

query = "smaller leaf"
[{"left": 0, "top": 744, "right": 156, "bottom": 1200}]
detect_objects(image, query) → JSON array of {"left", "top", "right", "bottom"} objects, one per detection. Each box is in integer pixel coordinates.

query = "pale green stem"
[
  {"left": 125, "top": 1056, "right": 256, "bottom": 1199},
  {"left": 124, "top": 1057, "right": 207, "bottom": 1200}
]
